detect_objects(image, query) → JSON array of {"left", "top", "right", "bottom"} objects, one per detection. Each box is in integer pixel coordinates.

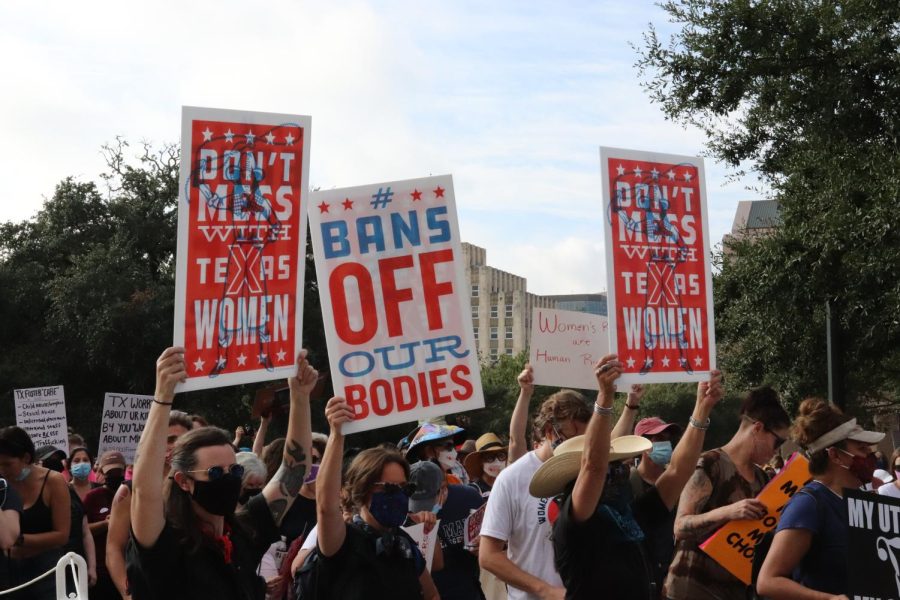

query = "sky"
[{"left": 0, "top": 0, "right": 762, "bottom": 295}]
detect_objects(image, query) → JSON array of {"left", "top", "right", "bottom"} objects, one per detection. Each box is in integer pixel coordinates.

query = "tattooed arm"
[
  {"left": 673, "top": 465, "right": 765, "bottom": 541},
  {"left": 262, "top": 350, "right": 316, "bottom": 525}
]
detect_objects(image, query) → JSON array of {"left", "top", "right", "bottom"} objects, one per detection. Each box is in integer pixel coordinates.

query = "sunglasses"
[
  {"left": 483, "top": 453, "right": 508, "bottom": 463},
  {"left": 185, "top": 464, "right": 245, "bottom": 481},
  {"left": 749, "top": 418, "right": 786, "bottom": 449},
  {"left": 373, "top": 481, "right": 417, "bottom": 496}
]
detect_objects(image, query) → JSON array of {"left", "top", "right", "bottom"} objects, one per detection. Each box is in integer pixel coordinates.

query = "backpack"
[{"left": 291, "top": 548, "right": 320, "bottom": 600}]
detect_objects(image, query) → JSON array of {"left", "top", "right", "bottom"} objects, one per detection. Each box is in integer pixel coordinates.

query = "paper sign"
[
  {"left": 846, "top": 488, "right": 900, "bottom": 598},
  {"left": 96, "top": 393, "right": 153, "bottom": 463},
  {"left": 700, "top": 453, "right": 811, "bottom": 584},
  {"left": 600, "top": 147, "right": 716, "bottom": 384},
  {"left": 14, "top": 386, "right": 68, "bottom": 455},
  {"left": 309, "top": 175, "right": 484, "bottom": 434},
  {"left": 402, "top": 520, "right": 441, "bottom": 572},
  {"left": 174, "top": 106, "right": 311, "bottom": 392},
  {"left": 529, "top": 308, "right": 609, "bottom": 390},
  {"left": 464, "top": 503, "right": 487, "bottom": 548}
]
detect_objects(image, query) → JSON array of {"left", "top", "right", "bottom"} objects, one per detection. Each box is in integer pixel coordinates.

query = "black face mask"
[
  {"left": 43, "top": 458, "right": 65, "bottom": 473},
  {"left": 238, "top": 487, "right": 263, "bottom": 505},
  {"left": 191, "top": 474, "right": 243, "bottom": 516},
  {"left": 104, "top": 469, "right": 125, "bottom": 492}
]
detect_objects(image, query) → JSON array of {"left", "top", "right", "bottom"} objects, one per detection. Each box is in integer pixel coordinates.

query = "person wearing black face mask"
[
  {"left": 83, "top": 450, "right": 128, "bottom": 599},
  {"left": 127, "top": 347, "right": 316, "bottom": 600},
  {"left": 529, "top": 355, "right": 723, "bottom": 600}
]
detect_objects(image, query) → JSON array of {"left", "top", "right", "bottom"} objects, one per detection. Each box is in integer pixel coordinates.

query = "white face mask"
[
  {"left": 437, "top": 448, "right": 459, "bottom": 471},
  {"left": 482, "top": 458, "right": 506, "bottom": 478}
]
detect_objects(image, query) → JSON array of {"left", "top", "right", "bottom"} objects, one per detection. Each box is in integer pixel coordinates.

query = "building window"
[
  {"left": 506, "top": 347, "right": 513, "bottom": 355},
  {"left": 471, "top": 305, "right": 478, "bottom": 319},
  {"left": 490, "top": 305, "right": 498, "bottom": 318},
  {"left": 472, "top": 284, "right": 479, "bottom": 297},
  {"left": 505, "top": 326, "right": 513, "bottom": 340},
  {"left": 473, "top": 327, "right": 478, "bottom": 340},
  {"left": 490, "top": 348, "right": 498, "bottom": 359},
  {"left": 505, "top": 304, "right": 513, "bottom": 318},
  {"left": 490, "top": 327, "right": 498, "bottom": 340}
]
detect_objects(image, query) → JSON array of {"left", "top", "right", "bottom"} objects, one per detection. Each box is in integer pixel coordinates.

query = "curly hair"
[
  {"left": 792, "top": 397, "right": 853, "bottom": 475},
  {"left": 531, "top": 390, "right": 592, "bottom": 441}
]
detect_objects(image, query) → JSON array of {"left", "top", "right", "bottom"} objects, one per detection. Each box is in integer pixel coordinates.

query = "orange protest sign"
[{"left": 699, "top": 453, "right": 811, "bottom": 585}]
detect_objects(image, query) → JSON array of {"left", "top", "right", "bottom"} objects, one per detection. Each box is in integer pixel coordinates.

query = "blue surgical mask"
[
  {"left": 71, "top": 463, "right": 91, "bottom": 480},
  {"left": 648, "top": 441, "right": 673, "bottom": 466},
  {"left": 369, "top": 490, "right": 409, "bottom": 528}
]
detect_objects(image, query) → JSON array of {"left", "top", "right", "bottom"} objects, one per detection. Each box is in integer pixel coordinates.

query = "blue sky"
[{"left": 0, "top": 1, "right": 761, "bottom": 294}]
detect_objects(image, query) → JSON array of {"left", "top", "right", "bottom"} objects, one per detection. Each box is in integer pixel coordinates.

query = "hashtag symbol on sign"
[{"left": 370, "top": 187, "right": 394, "bottom": 209}]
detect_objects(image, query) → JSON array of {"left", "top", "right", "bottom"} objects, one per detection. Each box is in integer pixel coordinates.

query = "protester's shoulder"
[
  {"left": 777, "top": 486, "right": 822, "bottom": 532},
  {"left": 3, "top": 484, "right": 23, "bottom": 513}
]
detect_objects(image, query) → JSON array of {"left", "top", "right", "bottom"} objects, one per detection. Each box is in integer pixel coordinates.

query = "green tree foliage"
[{"left": 639, "top": 1, "right": 900, "bottom": 410}]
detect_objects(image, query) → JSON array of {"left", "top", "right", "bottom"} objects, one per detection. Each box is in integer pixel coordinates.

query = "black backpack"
[{"left": 292, "top": 548, "right": 320, "bottom": 600}]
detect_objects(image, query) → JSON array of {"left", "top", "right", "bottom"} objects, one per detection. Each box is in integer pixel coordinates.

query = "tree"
[{"left": 638, "top": 1, "right": 900, "bottom": 411}]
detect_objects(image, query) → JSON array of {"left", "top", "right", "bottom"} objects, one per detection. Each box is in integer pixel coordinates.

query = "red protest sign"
[
  {"left": 174, "top": 107, "right": 311, "bottom": 392},
  {"left": 308, "top": 175, "right": 484, "bottom": 434},
  {"left": 600, "top": 147, "right": 716, "bottom": 384}
]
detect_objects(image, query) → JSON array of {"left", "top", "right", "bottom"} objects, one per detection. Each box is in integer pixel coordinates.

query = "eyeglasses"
[
  {"left": 185, "top": 464, "right": 244, "bottom": 481},
  {"left": 373, "top": 481, "right": 417, "bottom": 496},
  {"left": 483, "top": 453, "right": 508, "bottom": 463}
]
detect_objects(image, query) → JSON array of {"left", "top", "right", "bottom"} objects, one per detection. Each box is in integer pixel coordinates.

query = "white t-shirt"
[
  {"left": 480, "top": 450, "right": 563, "bottom": 600},
  {"left": 878, "top": 481, "right": 900, "bottom": 498}
]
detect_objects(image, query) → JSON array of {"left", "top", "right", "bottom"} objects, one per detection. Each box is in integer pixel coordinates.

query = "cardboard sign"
[
  {"left": 96, "top": 393, "right": 153, "bottom": 463},
  {"left": 464, "top": 503, "right": 487, "bottom": 548},
  {"left": 402, "top": 520, "right": 441, "bottom": 572},
  {"left": 700, "top": 453, "right": 811, "bottom": 584},
  {"left": 309, "top": 175, "right": 484, "bottom": 434},
  {"left": 174, "top": 106, "right": 311, "bottom": 392},
  {"left": 14, "top": 386, "right": 69, "bottom": 455},
  {"left": 529, "top": 308, "right": 609, "bottom": 390},
  {"left": 847, "top": 488, "right": 900, "bottom": 598},
  {"left": 600, "top": 147, "right": 716, "bottom": 384}
]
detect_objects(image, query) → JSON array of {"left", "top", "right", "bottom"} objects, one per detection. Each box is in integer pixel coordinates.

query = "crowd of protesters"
[{"left": 0, "top": 347, "right": 891, "bottom": 600}]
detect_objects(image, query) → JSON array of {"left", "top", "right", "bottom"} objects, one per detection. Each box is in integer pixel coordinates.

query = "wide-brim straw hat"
[
  {"left": 529, "top": 434, "right": 651, "bottom": 498},
  {"left": 464, "top": 433, "right": 508, "bottom": 480}
]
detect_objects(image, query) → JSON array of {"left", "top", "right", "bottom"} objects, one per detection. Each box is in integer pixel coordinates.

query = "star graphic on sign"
[
  {"left": 650, "top": 168, "right": 659, "bottom": 180},
  {"left": 193, "top": 357, "right": 206, "bottom": 372},
  {"left": 258, "top": 353, "right": 268, "bottom": 364},
  {"left": 661, "top": 355, "right": 670, "bottom": 367},
  {"left": 201, "top": 127, "right": 213, "bottom": 142},
  {"left": 264, "top": 132, "right": 276, "bottom": 144},
  {"left": 643, "top": 358, "right": 653, "bottom": 368},
  {"left": 318, "top": 201, "right": 330, "bottom": 213},
  {"left": 667, "top": 169, "right": 676, "bottom": 180},
  {"left": 616, "top": 164, "right": 625, "bottom": 176},
  {"left": 679, "top": 357, "right": 689, "bottom": 367},
  {"left": 633, "top": 166, "right": 643, "bottom": 177},
  {"left": 411, "top": 189, "right": 423, "bottom": 201},
  {"left": 342, "top": 198, "right": 354, "bottom": 210},
  {"left": 216, "top": 356, "right": 227, "bottom": 369},
  {"left": 276, "top": 349, "right": 287, "bottom": 362},
  {"left": 684, "top": 170, "right": 693, "bottom": 182},
  {"left": 224, "top": 129, "right": 235, "bottom": 142},
  {"left": 626, "top": 356, "right": 636, "bottom": 368},
  {"left": 693, "top": 355, "right": 703, "bottom": 366},
  {"left": 284, "top": 132, "right": 296, "bottom": 145},
  {"left": 245, "top": 131, "right": 256, "bottom": 144},
  {"left": 237, "top": 353, "right": 247, "bottom": 366},
  {"left": 433, "top": 186, "right": 445, "bottom": 198}
]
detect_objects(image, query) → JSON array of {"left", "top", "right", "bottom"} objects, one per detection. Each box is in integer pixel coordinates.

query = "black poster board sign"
[{"left": 846, "top": 488, "right": 900, "bottom": 599}]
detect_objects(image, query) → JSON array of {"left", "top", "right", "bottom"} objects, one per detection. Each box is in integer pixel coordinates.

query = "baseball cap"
[
  {"left": 408, "top": 460, "right": 444, "bottom": 513},
  {"left": 98, "top": 450, "right": 127, "bottom": 472},
  {"left": 635, "top": 417, "right": 682, "bottom": 438}
]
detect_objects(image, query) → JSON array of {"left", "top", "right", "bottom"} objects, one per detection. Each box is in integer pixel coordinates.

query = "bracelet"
[
  {"left": 689, "top": 416, "right": 711, "bottom": 430},
  {"left": 152, "top": 397, "right": 174, "bottom": 406},
  {"left": 625, "top": 403, "right": 640, "bottom": 411},
  {"left": 593, "top": 403, "right": 614, "bottom": 417}
]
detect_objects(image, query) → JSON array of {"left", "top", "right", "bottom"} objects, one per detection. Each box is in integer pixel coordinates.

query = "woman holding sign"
[{"left": 757, "top": 398, "right": 883, "bottom": 600}]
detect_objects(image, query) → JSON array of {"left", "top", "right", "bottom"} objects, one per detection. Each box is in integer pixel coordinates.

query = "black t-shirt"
[
  {"left": 316, "top": 520, "right": 425, "bottom": 600},
  {"left": 554, "top": 487, "right": 671, "bottom": 600},
  {"left": 629, "top": 468, "right": 677, "bottom": 593},
  {"left": 279, "top": 493, "right": 317, "bottom": 545},
  {"left": 65, "top": 487, "right": 86, "bottom": 557},
  {"left": 0, "top": 484, "right": 23, "bottom": 590},
  {"left": 126, "top": 493, "right": 280, "bottom": 600},
  {"left": 432, "top": 484, "right": 486, "bottom": 600}
]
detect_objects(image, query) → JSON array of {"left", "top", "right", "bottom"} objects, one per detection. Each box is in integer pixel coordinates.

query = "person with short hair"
[
  {"left": 664, "top": 386, "right": 791, "bottom": 600},
  {"left": 757, "top": 398, "right": 883, "bottom": 600}
]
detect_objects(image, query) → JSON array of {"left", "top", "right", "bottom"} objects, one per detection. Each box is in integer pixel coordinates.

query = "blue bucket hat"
[{"left": 405, "top": 423, "right": 466, "bottom": 461}]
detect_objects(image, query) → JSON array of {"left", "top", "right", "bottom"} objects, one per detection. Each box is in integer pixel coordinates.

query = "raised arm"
[
  {"left": 611, "top": 384, "right": 643, "bottom": 439},
  {"left": 508, "top": 364, "right": 534, "bottom": 463},
  {"left": 655, "top": 371, "right": 722, "bottom": 510},
  {"left": 132, "top": 346, "right": 186, "bottom": 548},
  {"left": 316, "top": 396, "right": 355, "bottom": 557},
  {"left": 262, "top": 351, "right": 315, "bottom": 525},
  {"left": 252, "top": 413, "right": 271, "bottom": 457},
  {"left": 570, "top": 354, "right": 620, "bottom": 523}
]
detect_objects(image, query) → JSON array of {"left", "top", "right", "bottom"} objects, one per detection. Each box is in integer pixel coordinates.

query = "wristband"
[
  {"left": 625, "top": 403, "right": 640, "bottom": 411},
  {"left": 689, "top": 416, "right": 711, "bottom": 430},
  {"left": 593, "top": 403, "right": 614, "bottom": 417},
  {"left": 152, "top": 397, "right": 174, "bottom": 406}
]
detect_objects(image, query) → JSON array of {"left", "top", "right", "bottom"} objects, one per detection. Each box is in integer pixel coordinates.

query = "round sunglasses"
[
  {"left": 185, "top": 464, "right": 245, "bottom": 481},
  {"left": 373, "top": 481, "right": 417, "bottom": 496}
]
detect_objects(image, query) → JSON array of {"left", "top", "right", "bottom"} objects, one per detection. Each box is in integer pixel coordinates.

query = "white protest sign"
[
  {"left": 529, "top": 308, "right": 610, "bottom": 390},
  {"left": 96, "top": 393, "right": 154, "bottom": 463},
  {"left": 402, "top": 520, "right": 441, "bottom": 572},
  {"left": 14, "top": 386, "right": 68, "bottom": 454},
  {"left": 309, "top": 175, "right": 484, "bottom": 434},
  {"left": 464, "top": 503, "right": 487, "bottom": 548}
]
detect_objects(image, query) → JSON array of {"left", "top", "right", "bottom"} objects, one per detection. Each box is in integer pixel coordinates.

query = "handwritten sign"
[
  {"left": 464, "top": 503, "right": 487, "bottom": 548},
  {"left": 402, "top": 520, "right": 441, "bottom": 572},
  {"left": 14, "top": 386, "right": 68, "bottom": 454},
  {"left": 529, "top": 308, "right": 609, "bottom": 390},
  {"left": 846, "top": 488, "right": 900, "bottom": 598},
  {"left": 174, "top": 106, "right": 311, "bottom": 392},
  {"left": 96, "top": 393, "right": 153, "bottom": 463},
  {"left": 600, "top": 147, "right": 716, "bottom": 384},
  {"left": 700, "top": 453, "right": 810, "bottom": 584},
  {"left": 309, "top": 175, "right": 484, "bottom": 434}
]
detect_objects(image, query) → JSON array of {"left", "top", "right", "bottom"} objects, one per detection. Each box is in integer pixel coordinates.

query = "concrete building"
[
  {"left": 722, "top": 199, "right": 781, "bottom": 253},
  {"left": 545, "top": 293, "right": 608, "bottom": 317},
  {"left": 462, "top": 243, "right": 556, "bottom": 362}
]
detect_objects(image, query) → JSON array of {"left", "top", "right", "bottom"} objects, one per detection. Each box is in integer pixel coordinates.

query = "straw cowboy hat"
[
  {"left": 464, "top": 433, "right": 508, "bottom": 480},
  {"left": 529, "top": 434, "right": 651, "bottom": 498}
]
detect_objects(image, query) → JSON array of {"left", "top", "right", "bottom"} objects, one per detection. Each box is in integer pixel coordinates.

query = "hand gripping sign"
[
  {"left": 600, "top": 147, "right": 716, "bottom": 384},
  {"left": 174, "top": 107, "right": 311, "bottom": 392},
  {"left": 309, "top": 175, "right": 484, "bottom": 434}
]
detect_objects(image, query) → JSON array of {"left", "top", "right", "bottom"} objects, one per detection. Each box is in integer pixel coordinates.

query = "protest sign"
[
  {"left": 402, "top": 520, "right": 441, "bottom": 572},
  {"left": 600, "top": 147, "right": 716, "bottom": 384},
  {"left": 847, "top": 488, "right": 900, "bottom": 598},
  {"left": 96, "top": 393, "right": 153, "bottom": 463},
  {"left": 174, "top": 106, "right": 311, "bottom": 392},
  {"left": 464, "top": 503, "right": 487, "bottom": 549},
  {"left": 700, "top": 453, "right": 811, "bottom": 584},
  {"left": 309, "top": 175, "right": 484, "bottom": 434},
  {"left": 14, "top": 386, "right": 68, "bottom": 454},
  {"left": 529, "top": 307, "right": 609, "bottom": 390}
]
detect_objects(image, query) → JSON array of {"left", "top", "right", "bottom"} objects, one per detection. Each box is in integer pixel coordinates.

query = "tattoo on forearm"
[
  {"left": 274, "top": 456, "right": 307, "bottom": 497},
  {"left": 285, "top": 440, "right": 307, "bottom": 465},
  {"left": 269, "top": 498, "right": 288, "bottom": 523}
]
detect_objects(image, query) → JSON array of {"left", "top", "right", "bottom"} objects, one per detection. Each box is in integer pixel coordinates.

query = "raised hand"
[
  {"left": 517, "top": 364, "right": 534, "bottom": 393},
  {"left": 593, "top": 354, "right": 623, "bottom": 394},
  {"left": 155, "top": 347, "right": 186, "bottom": 402},
  {"left": 289, "top": 349, "right": 318, "bottom": 397},
  {"left": 324, "top": 397, "right": 355, "bottom": 435}
]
